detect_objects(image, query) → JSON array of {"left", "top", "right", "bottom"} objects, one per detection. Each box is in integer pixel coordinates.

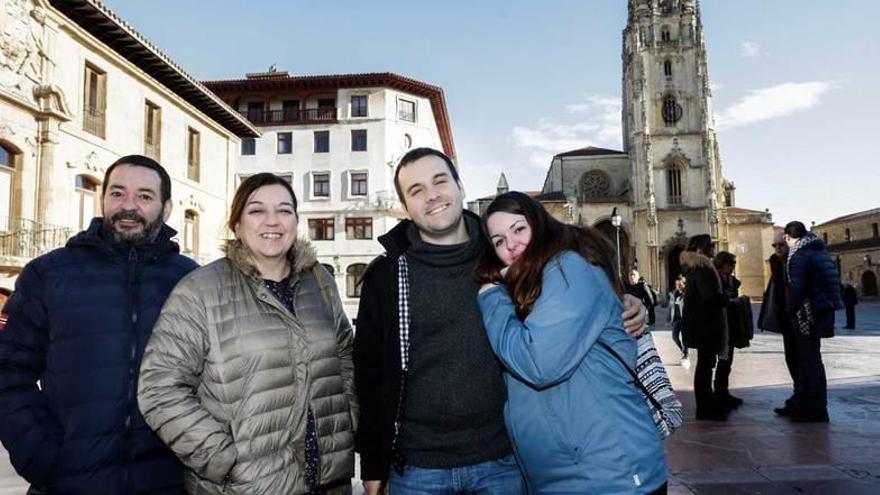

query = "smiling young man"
[
  {"left": 353, "top": 147, "right": 648, "bottom": 494},
  {"left": 0, "top": 155, "right": 196, "bottom": 494}
]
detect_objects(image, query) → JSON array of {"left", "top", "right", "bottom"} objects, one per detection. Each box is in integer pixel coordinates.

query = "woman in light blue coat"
[{"left": 475, "top": 192, "right": 668, "bottom": 494}]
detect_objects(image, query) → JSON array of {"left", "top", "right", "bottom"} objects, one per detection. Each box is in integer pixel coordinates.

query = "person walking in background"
[
  {"left": 475, "top": 191, "right": 668, "bottom": 494},
  {"left": 0, "top": 155, "right": 193, "bottom": 494},
  {"left": 668, "top": 275, "right": 689, "bottom": 367},
  {"left": 139, "top": 174, "right": 356, "bottom": 494},
  {"left": 628, "top": 269, "right": 658, "bottom": 326},
  {"left": 713, "top": 251, "right": 746, "bottom": 412},
  {"left": 680, "top": 234, "right": 729, "bottom": 421},
  {"left": 783, "top": 221, "right": 844, "bottom": 423},
  {"left": 842, "top": 283, "right": 858, "bottom": 329}
]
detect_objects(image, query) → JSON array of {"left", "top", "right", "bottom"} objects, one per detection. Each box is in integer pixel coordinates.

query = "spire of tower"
[{"left": 497, "top": 173, "right": 509, "bottom": 195}]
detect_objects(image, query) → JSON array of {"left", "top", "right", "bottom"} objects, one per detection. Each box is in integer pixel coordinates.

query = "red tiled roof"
[{"left": 203, "top": 72, "right": 456, "bottom": 159}]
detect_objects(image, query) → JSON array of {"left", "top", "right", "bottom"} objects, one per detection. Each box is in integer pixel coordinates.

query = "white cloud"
[
  {"left": 511, "top": 96, "right": 622, "bottom": 169},
  {"left": 740, "top": 41, "right": 760, "bottom": 57},
  {"left": 715, "top": 81, "right": 837, "bottom": 130}
]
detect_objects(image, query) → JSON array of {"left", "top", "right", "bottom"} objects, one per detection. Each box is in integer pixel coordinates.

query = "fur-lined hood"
[
  {"left": 223, "top": 237, "right": 318, "bottom": 279},
  {"left": 679, "top": 250, "right": 715, "bottom": 271}
]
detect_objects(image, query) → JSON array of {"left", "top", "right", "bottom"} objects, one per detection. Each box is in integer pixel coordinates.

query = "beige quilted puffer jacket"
[{"left": 138, "top": 238, "right": 356, "bottom": 494}]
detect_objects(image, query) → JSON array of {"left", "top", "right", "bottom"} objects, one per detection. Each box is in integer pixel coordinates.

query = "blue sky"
[{"left": 102, "top": 0, "right": 879, "bottom": 226}]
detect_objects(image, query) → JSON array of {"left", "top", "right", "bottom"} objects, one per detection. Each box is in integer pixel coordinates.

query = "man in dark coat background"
[
  {"left": 0, "top": 156, "right": 196, "bottom": 494},
  {"left": 842, "top": 283, "right": 859, "bottom": 329},
  {"left": 758, "top": 231, "right": 800, "bottom": 417},
  {"left": 783, "top": 221, "right": 844, "bottom": 423}
]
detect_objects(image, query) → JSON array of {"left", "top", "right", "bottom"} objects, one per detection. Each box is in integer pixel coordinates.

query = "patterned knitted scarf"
[{"left": 786, "top": 234, "right": 817, "bottom": 336}]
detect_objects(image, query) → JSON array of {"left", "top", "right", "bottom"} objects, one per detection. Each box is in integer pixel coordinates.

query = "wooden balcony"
[{"left": 241, "top": 107, "right": 338, "bottom": 126}]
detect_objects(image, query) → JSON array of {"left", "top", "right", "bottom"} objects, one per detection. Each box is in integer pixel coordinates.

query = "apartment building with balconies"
[{"left": 204, "top": 71, "right": 456, "bottom": 319}]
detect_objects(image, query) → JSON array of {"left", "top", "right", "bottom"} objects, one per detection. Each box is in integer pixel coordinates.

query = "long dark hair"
[{"left": 474, "top": 192, "right": 623, "bottom": 319}]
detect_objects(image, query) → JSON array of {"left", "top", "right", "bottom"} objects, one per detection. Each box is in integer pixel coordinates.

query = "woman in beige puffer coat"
[{"left": 138, "top": 174, "right": 356, "bottom": 494}]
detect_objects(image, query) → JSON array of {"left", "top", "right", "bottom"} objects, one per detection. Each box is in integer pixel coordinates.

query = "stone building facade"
[
  {"left": 812, "top": 207, "right": 880, "bottom": 298},
  {"left": 0, "top": 0, "right": 258, "bottom": 291},
  {"left": 518, "top": 0, "right": 775, "bottom": 298},
  {"left": 203, "top": 72, "right": 455, "bottom": 320}
]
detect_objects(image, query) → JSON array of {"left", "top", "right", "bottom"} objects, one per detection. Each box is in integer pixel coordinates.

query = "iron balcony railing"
[
  {"left": 242, "top": 107, "right": 338, "bottom": 126},
  {"left": 0, "top": 216, "right": 75, "bottom": 260}
]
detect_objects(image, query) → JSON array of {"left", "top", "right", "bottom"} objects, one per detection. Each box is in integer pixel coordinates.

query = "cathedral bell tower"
[{"left": 622, "top": 0, "right": 726, "bottom": 289}]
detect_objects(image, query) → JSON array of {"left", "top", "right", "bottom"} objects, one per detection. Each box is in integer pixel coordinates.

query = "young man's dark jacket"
[
  {"left": 786, "top": 235, "right": 843, "bottom": 334},
  {"left": 0, "top": 218, "right": 197, "bottom": 494},
  {"left": 353, "top": 211, "right": 511, "bottom": 481}
]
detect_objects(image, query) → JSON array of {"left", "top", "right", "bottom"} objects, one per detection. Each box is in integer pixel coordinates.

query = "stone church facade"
[{"left": 536, "top": 0, "right": 775, "bottom": 299}]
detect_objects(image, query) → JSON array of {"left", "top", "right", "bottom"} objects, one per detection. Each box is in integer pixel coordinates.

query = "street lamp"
[
  {"left": 611, "top": 207, "right": 622, "bottom": 278},
  {"left": 865, "top": 254, "right": 873, "bottom": 266}
]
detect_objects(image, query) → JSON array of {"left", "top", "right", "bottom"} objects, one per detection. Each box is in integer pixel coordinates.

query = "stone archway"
[
  {"left": 666, "top": 244, "right": 686, "bottom": 294},
  {"left": 862, "top": 270, "right": 878, "bottom": 297}
]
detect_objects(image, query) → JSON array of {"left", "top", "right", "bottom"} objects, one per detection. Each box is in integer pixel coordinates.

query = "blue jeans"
[{"left": 388, "top": 454, "right": 525, "bottom": 494}]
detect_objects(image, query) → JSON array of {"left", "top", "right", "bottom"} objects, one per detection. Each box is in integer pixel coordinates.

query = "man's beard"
[{"left": 103, "top": 209, "right": 164, "bottom": 245}]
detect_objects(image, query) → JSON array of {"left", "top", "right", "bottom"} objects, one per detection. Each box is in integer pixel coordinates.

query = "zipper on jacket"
[{"left": 122, "top": 245, "right": 139, "bottom": 493}]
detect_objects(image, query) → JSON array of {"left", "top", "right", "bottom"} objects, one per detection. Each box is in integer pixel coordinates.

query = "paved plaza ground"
[{"left": 2, "top": 303, "right": 879, "bottom": 494}]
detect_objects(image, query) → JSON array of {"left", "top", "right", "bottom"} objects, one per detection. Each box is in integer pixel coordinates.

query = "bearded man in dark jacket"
[
  {"left": 0, "top": 156, "right": 195, "bottom": 494},
  {"left": 783, "top": 221, "right": 843, "bottom": 422}
]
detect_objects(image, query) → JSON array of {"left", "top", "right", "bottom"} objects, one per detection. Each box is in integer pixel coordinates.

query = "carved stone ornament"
[
  {"left": 179, "top": 194, "right": 206, "bottom": 213},
  {"left": 0, "top": 122, "right": 15, "bottom": 140},
  {"left": 0, "top": 0, "right": 47, "bottom": 100}
]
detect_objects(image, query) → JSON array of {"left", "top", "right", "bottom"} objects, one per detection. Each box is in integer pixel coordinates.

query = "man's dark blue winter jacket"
[
  {"left": 0, "top": 218, "right": 197, "bottom": 494},
  {"left": 786, "top": 235, "right": 844, "bottom": 319}
]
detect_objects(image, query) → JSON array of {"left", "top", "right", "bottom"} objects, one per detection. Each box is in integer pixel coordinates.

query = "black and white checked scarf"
[
  {"left": 786, "top": 234, "right": 816, "bottom": 336},
  {"left": 390, "top": 255, "right": 411, "bottom": 473}
]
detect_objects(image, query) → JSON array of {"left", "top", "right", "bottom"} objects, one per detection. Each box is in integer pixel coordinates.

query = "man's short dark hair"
[
  {"left": 393, "top": 147, "right": 460, "bottom": 206},
  {"left": 784, "top": 221, "right": 808, "bottom": 239},
  {"left": 103, "top": 155, "right": 172, "bottom": 204}
]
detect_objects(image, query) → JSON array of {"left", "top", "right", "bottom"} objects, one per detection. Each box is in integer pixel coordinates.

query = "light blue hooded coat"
[{"left": 478, "top": 251, "right": 668, "bottom": 494}]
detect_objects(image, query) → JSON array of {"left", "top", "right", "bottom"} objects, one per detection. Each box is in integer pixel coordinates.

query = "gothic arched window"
[
  {"left": 667, "top": 166, "right": 683, "bottom": 205},
  {"left": 581, "top": 170, "right": 611, "bottom": 200},
  {"left": 661, "top": 27, "right": 672, "bottom": 43},
  {"left": 662, "top": 95, "right": 683, "bottom": 125},
  {"left": 664, "top": 60, "right": 673, "bottom": 77}
]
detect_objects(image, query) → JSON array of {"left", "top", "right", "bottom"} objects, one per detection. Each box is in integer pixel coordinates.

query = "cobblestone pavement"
[{"left": 2, "top": 303, "right": 880, "bottom": 494}]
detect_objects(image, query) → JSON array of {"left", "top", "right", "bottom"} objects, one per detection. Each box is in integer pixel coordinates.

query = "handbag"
[{"left": 600, "top": 332, "right": 684, "bottom": 439}]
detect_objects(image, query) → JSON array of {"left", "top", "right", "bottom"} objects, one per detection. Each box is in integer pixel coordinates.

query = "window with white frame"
[
  {"left": 313, "top": 172, "right": 330, "bottom": 198},
  {"left": 346, "top": 217, "right": 372, "bottom": 240},
  {"left": 351, "top": 129, "right": 367, "bottom": 152},
  {"left": 350, "top": 172, "right": 368, "bottom": 196},
  {"left": 351, "top": 95, "right": 368, "bottom": 117},
  {"left": 241, "top": 138, "right": 256, "bottom": 155},
  {"left": 75, "top": 175, "right": 99, "bottom": 230},
  {"left": 397, "top": 98, "right": 416, "bottom": 122},
  {"left": 277, "top": 132, "right": 293, "bottom": 154},
  {"left": 309, "top": 218, "right": 335, "bottom": 241}
]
